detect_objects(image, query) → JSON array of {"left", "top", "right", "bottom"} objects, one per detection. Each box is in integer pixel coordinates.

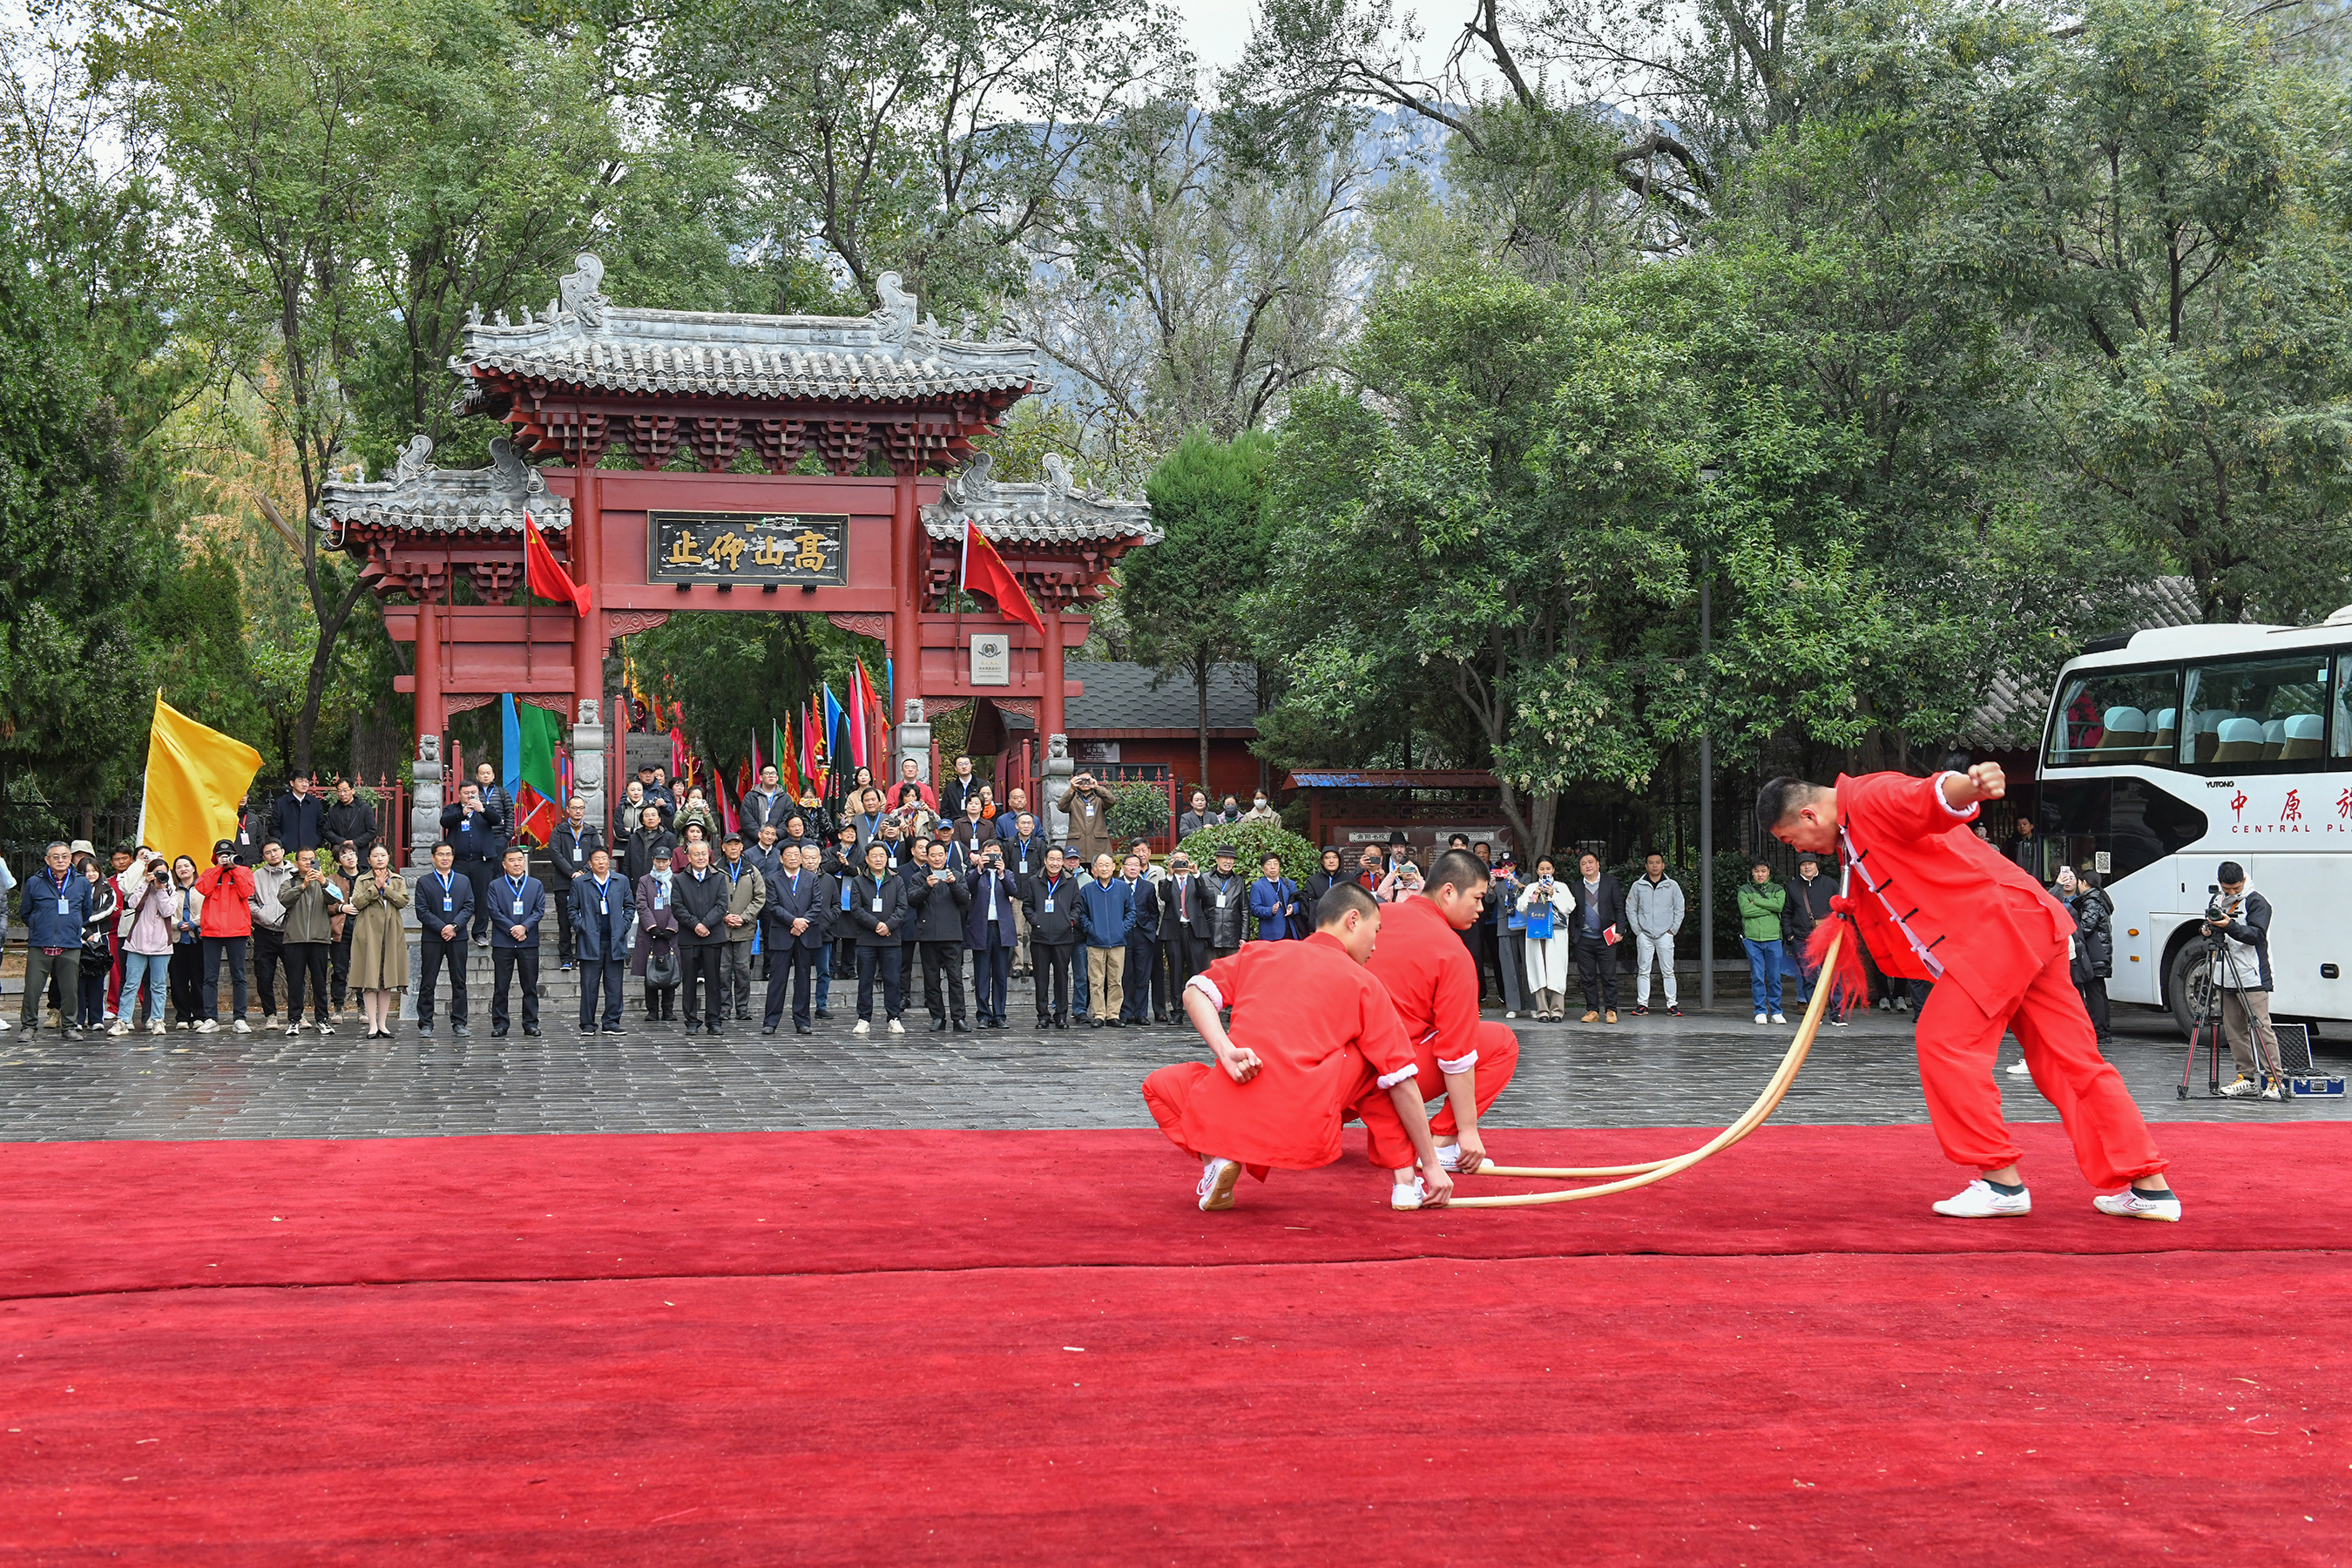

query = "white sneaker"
[
  {"left": 232, "top": 1019, "right": 250, "bottom": 1034},
  {"left": 2006, "top": 1059, "right": 2032, "bottom": 1077},
  {"left": 1504, "top": 1010, "right": 1517, "bottom": 1019},
  {"left": 1390, "top": 1176, "right": 1429, "bottom": 1211},
  {"left": 888, "top": 1017, "right": 905, "bottom": 1034},
  {"left": 148, "top": 1022, "right": 166, "bottom": 1036},
  {"left": 852, "top": 1018, "right": 871, "bottom": 1035},
  {"left": 2261, "top": 1084, "right": 2282, "bottom": 1101},
  {"left": 1197, "top": 1157, "right": 1240, "bottom": 1212},
  {"left": 1435, "top": 1142, "right": 1461, "bottom": 1171},
  {"left": 2220, "top": 1077, "right": 2260, "bottom": 1098},
  {"left": 0, "top": 1017, "right": 10, "bottom": 1031},
  {"left": 1769, "top": 1012, "right": 1788, "bottom": 1025},
  {"left": 107, "top": 1021, "right": 131, "bottom": 1037},
  {"left": 317, "top": 1022, "right": 334, "bottom": 1035},
  {"left": 1754, "top": 1011, "right": 1768, "bottom": 1025},
  {"left": 2093, "top": 1188, "right": 2182, "bottom": 1222},
  {"left": 197, "top": 1019, "right": 220, "bottom": 1035},
  {"left": 284, "top": 1024, "right": 301, "bottom": 1037},
  {"left": 175, "top": 1021, "right": 190, "bottom": 1031},
  {"left": 1931, "top": 1179, "right": 2032, "bottom": 1219}
]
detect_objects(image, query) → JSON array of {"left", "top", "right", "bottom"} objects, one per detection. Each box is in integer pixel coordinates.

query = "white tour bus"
[{"left": 2035, "top": 605, "right": 2352, "bottom": 1038}]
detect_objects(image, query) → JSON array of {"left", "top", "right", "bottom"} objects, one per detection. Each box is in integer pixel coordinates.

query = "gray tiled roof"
[
  {"left": 455, "top": 254, "right": 1040, "bottom": 403},
  {"left": 920, "top": 451, "right": 1157, "bottom": 546},
  {"left": 1961, "top": 577, "right": 2205, "bottom": 748},
  {"left": 1065, "top": 662, "right": 1259, "bottom": 731},
  {"left": 314, "top": 436, "right": 568, "bottom": 536}
]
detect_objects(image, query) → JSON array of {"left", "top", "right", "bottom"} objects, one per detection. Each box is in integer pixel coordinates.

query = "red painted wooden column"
[
  {"left": 1041, "top": 605, "right": 1065, "bottom": 740},
  {"left": 890, "top": 470, "right": 921, "bottom": 720},
  {"left": 572, "top": 462, "right": 603, "bottom": 723},
  {"left": 414, "top": 598, "right": 443, "bottom": 749}
]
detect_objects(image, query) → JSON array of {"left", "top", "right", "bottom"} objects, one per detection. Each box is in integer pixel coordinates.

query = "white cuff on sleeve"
[
  {"left": 1936, "top": 772, "right": 1980, "bottom": 818},
  {"left": 1184, "top": 974, "right": 1226, "bottom": 1010},
  {"left": 1375, "top": 1064, "right": 1419, "bottom": 1089},
  {"left": 1436, "top": 1050, "right": 1478, "bottom": 1075}
]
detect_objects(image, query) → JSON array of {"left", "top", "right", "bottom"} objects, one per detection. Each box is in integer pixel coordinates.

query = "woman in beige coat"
[{"left": 348, "top": 844, "right": 410, "bottom": 1038}]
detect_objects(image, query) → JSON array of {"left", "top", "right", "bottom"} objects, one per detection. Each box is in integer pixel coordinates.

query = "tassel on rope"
[{"left": 1808, "top": 900, "right": 1869, "bottom": 1013}]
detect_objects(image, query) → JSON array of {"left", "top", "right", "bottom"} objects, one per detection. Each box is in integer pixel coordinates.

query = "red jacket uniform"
[
  {"left": 1144, "top": 932, "right": 1416, "bottom": 1172},
  {"left": 1834, "top": 771, "right": 2073, "bottom": 1012},
  {"left": 1361, "top": 894, "right": 1519, "bottom": 1140}
]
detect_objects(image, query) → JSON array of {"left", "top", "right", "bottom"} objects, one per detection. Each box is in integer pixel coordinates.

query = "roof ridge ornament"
[
  {"left": 943, "top": 449, "right": 997, "bottom": 506},
  {"left": 392, "top": 434, "right": 434, "bottom": 485},
  {"left": 558, "top": 253, "right": 608, "bottom": 329},
  {"left": 873, "top": 272, "right": 918, "bottom": 350}
]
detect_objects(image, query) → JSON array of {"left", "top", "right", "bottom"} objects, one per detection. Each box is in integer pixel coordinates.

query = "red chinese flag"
[
  {"left": 960, "top": 520, "right": 1044, "bottom": 637},
  {"left": 524, "top": 512, "right": 590, "bottom": 617}
]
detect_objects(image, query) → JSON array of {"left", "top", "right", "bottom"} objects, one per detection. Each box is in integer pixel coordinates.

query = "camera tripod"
[{"left": 2178, "top": 926, "right": 2293, "bottom": 1100}]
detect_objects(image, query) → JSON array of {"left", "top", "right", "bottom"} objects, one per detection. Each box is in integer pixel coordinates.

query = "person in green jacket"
[{"left": 1735, "top": 861, "right": 1789, "bottom": 1025}]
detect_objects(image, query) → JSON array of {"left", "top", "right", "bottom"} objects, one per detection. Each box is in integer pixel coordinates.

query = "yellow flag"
[{"left": 138, "top": 693, "right": 262, "bottom": 865}]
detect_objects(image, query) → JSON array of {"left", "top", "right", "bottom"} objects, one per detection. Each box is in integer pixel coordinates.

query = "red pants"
[
  {"left": 1916, "top": 945, "right": 2167, "bottom": 1189},
  {"left": 1423, "top": 1021, "right": 1519, "bottom": 1139}
]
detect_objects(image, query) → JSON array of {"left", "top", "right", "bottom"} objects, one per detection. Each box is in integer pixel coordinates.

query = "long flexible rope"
[{"left": 1444, "top": 930, "right": 1842, "bottom": 1209}]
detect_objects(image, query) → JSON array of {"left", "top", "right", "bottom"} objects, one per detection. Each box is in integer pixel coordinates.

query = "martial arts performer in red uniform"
[
  {"left": 1143, "top": 882, "right": 1456, "bottom": 1212},
  {"left": 1362, "top": 848, "right": 1519, "bottom": 1175},
  {"left": 1758, "top": 764, "right": 2180, "bottom": 1220}
]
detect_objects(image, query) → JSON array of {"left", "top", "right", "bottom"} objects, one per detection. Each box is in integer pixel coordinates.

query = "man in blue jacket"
[
  {"left": 570, "top": 844, "right": 633, "bottom": 1034},
  {"left": 760, "top": 841, "right": 827, "bottom": 1035},
  {"left": 487, "top": 844, "right": 546, "bottom": 1037},
  {"left": 1078, "top": 853, "right": 1135, "bottom": 1029},
  {"left": 18, "top": 841, "right": 91, "bottom": 1039},
  {"left": 415, "top": 839, "right": 474, "bottom": 1038},
  {"left": 441, "top": 781, "right": 508, "bottom": 948},
  {"left": 1250, "top": 854, "right": 1303, "bottom": 941}
]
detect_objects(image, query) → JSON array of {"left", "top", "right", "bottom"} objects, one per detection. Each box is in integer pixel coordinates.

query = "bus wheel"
[{"left": 2166, "top": 941, "right": 2220, "bottom": 1043}]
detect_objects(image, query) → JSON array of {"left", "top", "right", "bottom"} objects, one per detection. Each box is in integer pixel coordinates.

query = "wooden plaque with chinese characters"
[{"left": 646, "top": 511, "right": 850, "bottom": 585}]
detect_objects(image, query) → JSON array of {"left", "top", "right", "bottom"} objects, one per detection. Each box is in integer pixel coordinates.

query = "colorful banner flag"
[
  {"left": 512, "top": 701, "right": 564, "bottom": 846},
  {"left": 137, "top": 693, "right": 262, "bottom": 866},
  {"left": 848, "top": 664, "right": 872, "bottom": 773},
  {"left": 821, "top": 685, "right": 847, "bottom": 787}
]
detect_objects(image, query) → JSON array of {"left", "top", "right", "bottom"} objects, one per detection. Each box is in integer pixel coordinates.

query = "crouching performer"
[
  {"left": 1362, "top": 848, "right": 1519, "bottom": 1175},
  {"left": 1143, "top": 882, "right": 1456, "bottom": 1212}
]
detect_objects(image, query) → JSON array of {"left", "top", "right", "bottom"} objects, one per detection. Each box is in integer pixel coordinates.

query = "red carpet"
[{"left": 3, "top": 1125, "right": 2347, "bottom": 1564}]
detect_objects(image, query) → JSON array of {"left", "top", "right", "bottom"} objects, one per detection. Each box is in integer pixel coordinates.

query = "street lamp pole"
[
  {"left": 1695, "top": 461, "right": 1718, "bottom": 1013},
  {"left": 1699, "top": 559, "right": 1713, "bottom": 1012}
]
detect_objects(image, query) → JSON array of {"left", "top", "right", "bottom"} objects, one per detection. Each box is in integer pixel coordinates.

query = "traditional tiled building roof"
[
  {"left": 313, "top": 436, "right": 568, "bottom": 537},
  {"left": 453, "top": 254, "right": 1040, "bottom": 408},
  {"left": 919, "top": 452, "right": 1158, "bottom": 547}
]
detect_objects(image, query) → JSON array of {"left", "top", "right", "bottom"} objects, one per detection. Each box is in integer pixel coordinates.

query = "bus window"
[
  {"left": 2334, "top": 651, "right": 2352, "bottom": 762},
  {"left": 2037, "top": 777, "right": 2208, "bottom": 884},
  {"left": 2180, "top": 654, "right": 2331, "bottom": 770},
  {"left": 2045, "top": 666, "right": 2180, "bottom": 767}
]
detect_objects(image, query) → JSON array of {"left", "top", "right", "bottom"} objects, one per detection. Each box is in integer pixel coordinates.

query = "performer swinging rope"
[{"left": 1446, "top": 930, "right": 1843, "bottom": 1208}]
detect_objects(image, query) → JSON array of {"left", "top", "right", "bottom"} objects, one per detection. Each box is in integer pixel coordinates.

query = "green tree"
[
  {"left": 1130, "top": 431, "right": 1274, "bottom": 794},
  {"left": 105, "top": 0, "right": 639, "bottom": 773}
]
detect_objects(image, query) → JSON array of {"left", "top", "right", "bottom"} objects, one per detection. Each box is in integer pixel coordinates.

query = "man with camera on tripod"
[{"left": 2204, "top": 861, "right": 2287, "bottom": 1101}]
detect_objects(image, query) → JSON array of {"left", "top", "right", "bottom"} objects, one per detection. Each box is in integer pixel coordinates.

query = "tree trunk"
[{"left": 1195, "top": 652, "right": 1211, "bottom": 802}]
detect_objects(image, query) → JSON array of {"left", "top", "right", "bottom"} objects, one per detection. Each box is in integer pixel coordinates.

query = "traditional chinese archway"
[{"left": 315, "top": 255, "right": 1155, "bottom": 864}]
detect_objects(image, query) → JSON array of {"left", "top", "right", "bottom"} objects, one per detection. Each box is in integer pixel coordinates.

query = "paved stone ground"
[{"left": 3, "top": 943, "right": 2342, "bottom": 1142}]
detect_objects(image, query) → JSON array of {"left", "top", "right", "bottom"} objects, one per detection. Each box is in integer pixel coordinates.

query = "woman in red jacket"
[
  {"left": 1759, "top": 764, "right": 2180, "bottom": 1223},
  {"left": 193, "top": 838, "right": 257, "bottom": 1033}
]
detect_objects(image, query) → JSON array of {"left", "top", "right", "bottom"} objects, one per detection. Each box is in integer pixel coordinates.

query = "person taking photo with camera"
[{"left": 2204, "top": 861, "right": 2286, "bottom": 1100}]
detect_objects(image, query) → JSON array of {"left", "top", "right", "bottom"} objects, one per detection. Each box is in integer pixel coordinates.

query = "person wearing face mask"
[
  {"left": 632, "top": 845, "right": 681, "bottom": 1023},
  {"left": 1239, "top": 789, "right": 1280, "bottom": 824}
]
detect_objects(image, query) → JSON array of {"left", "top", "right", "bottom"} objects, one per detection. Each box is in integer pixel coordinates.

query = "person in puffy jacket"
[
  {"left": 1625, "top": 853, "right": 1686, "bottom": 1017},
  {"left": 17, "top": 843, "right": 92, "bottom": 1038},
  {"left": 193, "top": 839, "right": 258, "bottom": 1033}
]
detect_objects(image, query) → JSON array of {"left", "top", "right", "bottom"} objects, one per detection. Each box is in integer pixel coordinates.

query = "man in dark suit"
[
  {"left": 1567, "top": 850, "right": 1628, "bottom": 1024},
  {"left": 571, "top": 845, "right": 632, "bottom": 1034},
  {"left": 671, "top": 839, "right": 733, "bottom": 1036},
  {"left": 1157, "top": 849, "right": 1210, "bottom": 997},
  {"left": 760, "top": 841, "right": 825, "bottom": 1035},
  {"left": 547, "top": 796, "right": 603, "bottom": 973},
  {"left": 487, "top": 844, "right": 547, "bottom": 1037},
  {"left": 415, "top": 840, "right": 473, "bottom": 1038},
  {"left": 963, "top": 841, "right": 1020, "bottom": 1028},
  {"left": 440, "top": 781, "right": 507, "bottom": 947}
]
